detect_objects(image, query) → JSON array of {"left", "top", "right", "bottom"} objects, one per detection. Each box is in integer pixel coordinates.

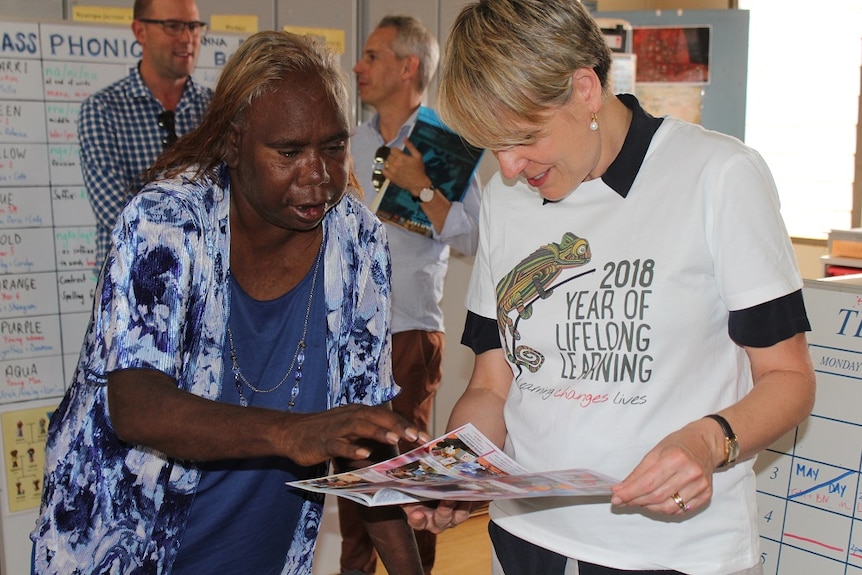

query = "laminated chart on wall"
[
  {"left": 0, "top": 21, "right": 246, "bottom": 405},
  {"left": 0, "top": 405, "right": 52, "bottom": 512},
  {"left": 754, "top": 280, "right": 862, "bottom": 574}
]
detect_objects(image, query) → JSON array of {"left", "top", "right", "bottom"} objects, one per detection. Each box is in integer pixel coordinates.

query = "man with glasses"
[
  {"left": 79, "top": 0, "right": 212, "bottom": 270},
  {"left": 341, "top": 15, "right": 481, "bottom": 575}
]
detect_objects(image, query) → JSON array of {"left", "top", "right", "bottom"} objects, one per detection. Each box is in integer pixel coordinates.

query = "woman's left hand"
[
  {"left": 403, "top": 500, "right": 477, "bottom": 534},
  {"left": 609, "top": 418, "right": 718, "bottom": 516}
]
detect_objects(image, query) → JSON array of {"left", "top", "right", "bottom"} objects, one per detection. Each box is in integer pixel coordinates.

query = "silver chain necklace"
[{"left": 227, "top": 244, "right": 323, "bottom": 409}]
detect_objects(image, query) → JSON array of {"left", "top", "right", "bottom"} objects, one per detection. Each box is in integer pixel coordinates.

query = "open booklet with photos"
[{"left": 286, "top": 423, "right": 620, "bottom": 507}]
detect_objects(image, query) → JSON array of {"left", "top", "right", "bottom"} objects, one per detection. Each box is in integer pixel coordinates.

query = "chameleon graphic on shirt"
[{"left": 496, "top": 232, "right": 592, "bottom": 373}]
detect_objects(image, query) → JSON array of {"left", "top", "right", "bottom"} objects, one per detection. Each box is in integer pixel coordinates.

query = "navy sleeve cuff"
[
  {"left": 461, "top": 311, "right": 502, "bottom": 355},
  {"left": 728, "top": 289, "right": 811, "bottom": 348}
]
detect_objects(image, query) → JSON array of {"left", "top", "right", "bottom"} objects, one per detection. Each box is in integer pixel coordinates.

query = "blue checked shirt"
[{"left": 78, "top": 63, "right": 212, "bottom": 269}]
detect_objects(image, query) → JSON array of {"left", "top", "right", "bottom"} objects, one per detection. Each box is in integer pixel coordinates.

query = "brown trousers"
[{"left": 338, "top": 330, "right": 444, "bottom": 575}]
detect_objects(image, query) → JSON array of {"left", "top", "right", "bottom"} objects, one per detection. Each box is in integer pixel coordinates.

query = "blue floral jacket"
[{"left": 31, "top": 164, "right": 397, "bottom": 574}]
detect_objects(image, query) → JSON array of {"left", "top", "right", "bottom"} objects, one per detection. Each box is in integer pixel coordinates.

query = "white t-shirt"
[{"left": 466, "top": 109, "right": 802, "bottom": 574}]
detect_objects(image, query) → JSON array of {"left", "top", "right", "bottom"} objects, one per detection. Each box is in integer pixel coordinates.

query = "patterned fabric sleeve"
[
  {"left": 100, "top": 187, "right": 206, "bottom": 379},
  {"left": 326, "top": 195, "right": 398, "bottom": 407},
  {"left": 31, "top": 175, "right": 224, "bottom": 575}
]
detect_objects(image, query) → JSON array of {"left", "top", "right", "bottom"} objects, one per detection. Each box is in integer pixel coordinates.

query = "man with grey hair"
[{"left": 340, "top": 14, "right": 481, "bottom": 575}]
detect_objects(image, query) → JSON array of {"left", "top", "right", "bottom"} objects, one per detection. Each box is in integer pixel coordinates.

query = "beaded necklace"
[{"left": 227, "top": 243, "right": 323, "bottom": 409}]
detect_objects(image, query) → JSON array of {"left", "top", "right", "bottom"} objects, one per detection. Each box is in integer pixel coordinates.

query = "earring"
[{"left": 589, "top": 113, "right": 599, "bottom": 131}]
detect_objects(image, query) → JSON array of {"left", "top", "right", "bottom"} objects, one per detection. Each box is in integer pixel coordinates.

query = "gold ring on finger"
[{"left": 671, "top": 492, "right": 689, "bottom": 512}]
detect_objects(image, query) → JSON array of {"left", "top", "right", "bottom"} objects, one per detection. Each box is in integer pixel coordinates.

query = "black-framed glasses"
[
  {"left": 138, "top": 18, "right": 208, "bottom": 37},
  {"left": 158, "top": 110, "right": 178, "bottom": 148},
  {"left": 372, "top": 146, "right": 391, "bottom": 191}
]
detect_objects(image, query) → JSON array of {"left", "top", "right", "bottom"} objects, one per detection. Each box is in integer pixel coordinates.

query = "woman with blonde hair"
[{"left": 407, "top": 2, "right": 815, "bottom": 574}]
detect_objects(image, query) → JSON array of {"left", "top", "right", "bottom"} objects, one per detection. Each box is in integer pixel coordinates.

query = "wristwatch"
[
  {"left": 704, "top": 414, "right": 739, "bottom": 468},
  {"left": 418, "top": 187, "right": 436, "bottom": 203}
]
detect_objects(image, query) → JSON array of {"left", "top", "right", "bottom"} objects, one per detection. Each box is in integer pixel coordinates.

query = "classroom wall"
[
  {"left": 598, "top": 0, "right": 731, "bottom": 8},
  {"left": 0, "top": 0, "right": 63, "bottom": 20},
  {"left": 0, "top": 2, "right": 834, "bottom": 573},
  {"left": 794, "top": 241, "right": 829, "bottom": 280}
]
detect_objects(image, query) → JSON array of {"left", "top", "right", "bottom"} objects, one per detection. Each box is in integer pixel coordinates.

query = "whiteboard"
[
  {"left": 0, "top": 19, "right": 245, "bottom": 408},
  {"left": 754, "top": 278, "right": 862, "bottom": 574}
]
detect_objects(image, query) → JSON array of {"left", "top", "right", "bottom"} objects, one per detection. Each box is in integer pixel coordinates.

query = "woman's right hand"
[{"left": 281, "top": 404, "right": 427, "bottom": 466}]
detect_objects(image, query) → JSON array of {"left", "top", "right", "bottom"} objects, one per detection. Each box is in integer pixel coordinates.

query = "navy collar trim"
[
  {"left": 542, "top": 94, "right": 663, "bottom": 205},
  {"left": 601, "top": 93, "right": 663, "bottom": 198}
]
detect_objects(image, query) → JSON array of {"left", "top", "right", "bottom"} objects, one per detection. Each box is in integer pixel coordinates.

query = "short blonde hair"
[{"left": 438, "top": 0, "right": 611, "bottom": 150}]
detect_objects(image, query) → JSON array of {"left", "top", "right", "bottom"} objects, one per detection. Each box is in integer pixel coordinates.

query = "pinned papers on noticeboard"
[{"left": 1, "top": 405, "right": 53, "bottom": 512}]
